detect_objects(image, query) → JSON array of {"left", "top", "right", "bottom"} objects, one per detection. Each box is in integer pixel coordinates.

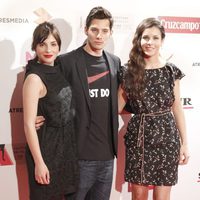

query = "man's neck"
[{"left": 83, "top": 43, "right": 103, "bottom": 57}]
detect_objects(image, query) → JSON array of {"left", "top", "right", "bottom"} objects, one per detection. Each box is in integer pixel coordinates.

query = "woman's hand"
[
  {"left": 179, "top": 144, "right": 190, "bottom": 165},
  {"left": 35, "top": 162, "right": 50, "bottom": 185}
]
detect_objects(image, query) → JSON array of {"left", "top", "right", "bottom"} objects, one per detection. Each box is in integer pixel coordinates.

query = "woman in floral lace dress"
[{"left": 118, "top": 17, "right": 189, "bottom": 200}]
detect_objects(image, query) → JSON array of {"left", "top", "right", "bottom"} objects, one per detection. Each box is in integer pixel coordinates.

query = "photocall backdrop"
[{"left": 0, "top": 0, "right": 200, "bottom": 199}]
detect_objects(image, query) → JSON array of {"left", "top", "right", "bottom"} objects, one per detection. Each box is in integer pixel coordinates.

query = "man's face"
[{"left": 85, "top": 19, "right": 112, "bottom": 53}]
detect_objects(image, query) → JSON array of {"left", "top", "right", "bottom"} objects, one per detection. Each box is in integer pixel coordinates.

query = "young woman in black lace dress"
[
  {"left": 23, "top": 22, "right": 78, "bottom": 200},
  {"left": 118, "top": 18, "right": 189, "bottom": 200}
]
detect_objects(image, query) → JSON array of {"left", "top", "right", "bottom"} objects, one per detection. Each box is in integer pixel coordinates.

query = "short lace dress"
[{"left": 120, "top": 62, "right": 185, "bottom": 186}]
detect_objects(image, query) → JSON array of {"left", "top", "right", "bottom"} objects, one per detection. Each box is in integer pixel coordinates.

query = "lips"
[
  {"left": 95, "top": 41, "right": 103, "bottom": 45},
  {"left": 145, "top": 46, "right": 154, "bottom": 50},
  {"left": 43, "top": 55, "right": 53, "bottom": 58}
]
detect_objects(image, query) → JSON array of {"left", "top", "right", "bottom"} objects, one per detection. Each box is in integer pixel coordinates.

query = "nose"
[
  {"left": 96, "top": 31, "right": 103, "bottom": 38},
  {"left": 147, "top": 38, "right": 155, "bottom": 45},
  {"left": 147, "top": 39, "right": 152, "bottom": 44},
  {"left": 46, "top": 48, "right": 51, "bottom": 53},
  {"left": 45, "top": 44, "right": 52, "bottom": 53}
]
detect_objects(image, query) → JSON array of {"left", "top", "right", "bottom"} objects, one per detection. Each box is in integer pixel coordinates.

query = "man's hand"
[{"left": 35, "top": 116, "right": 45, "bottom": 130}]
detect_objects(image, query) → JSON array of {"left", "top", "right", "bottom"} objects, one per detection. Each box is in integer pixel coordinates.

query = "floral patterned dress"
[{"left": 120, "top": 62, "right": 185, "bottom": 186}]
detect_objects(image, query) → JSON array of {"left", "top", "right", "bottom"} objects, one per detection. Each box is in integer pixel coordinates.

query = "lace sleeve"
[
  {"left": 118, "top": 65, "right": 128, "bottom": 85},
  {"left": 167, "top": 62, "right": 185, "bottom": 83}
]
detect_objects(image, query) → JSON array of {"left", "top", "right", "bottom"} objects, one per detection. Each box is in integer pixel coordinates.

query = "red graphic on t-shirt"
[{"left": 88, "top": 71, "right": 109, "bottom": 84}]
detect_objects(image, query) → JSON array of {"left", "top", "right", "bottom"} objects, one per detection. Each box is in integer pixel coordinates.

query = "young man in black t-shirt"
[
  {"left": 37, "top": 7, "right": 121, "bottom": 200},
  {"left": 60, "top": 7, "right": 121, "bottom": 200}
]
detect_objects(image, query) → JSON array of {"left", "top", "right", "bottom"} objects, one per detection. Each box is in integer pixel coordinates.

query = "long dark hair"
[{"left": 125, "top": 17, "right": 165, "bottom": 99}]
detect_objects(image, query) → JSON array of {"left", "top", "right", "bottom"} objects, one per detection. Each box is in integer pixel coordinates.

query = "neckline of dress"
[{"left": 145, "top": 64, "right": 167, "bottom": 71}]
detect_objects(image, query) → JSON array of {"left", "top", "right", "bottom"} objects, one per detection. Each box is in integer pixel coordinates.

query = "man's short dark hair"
[{"left": 85, "top": 6, "right": 113, "bottom": 30}]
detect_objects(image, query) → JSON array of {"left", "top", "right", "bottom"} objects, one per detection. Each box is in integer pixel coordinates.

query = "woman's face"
[
  {"left": 140, "top": 26, "right": 163, "bottom": 58},
  {"left": 35, "top": 34, "right": 59, "bottom": 66}
]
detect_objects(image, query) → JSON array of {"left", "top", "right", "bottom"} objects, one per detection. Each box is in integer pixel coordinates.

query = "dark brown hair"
[
  {"left": 125, "top": 17, "right": 165, "bottom": 99},
  {"left": 85, "top": 6, "right": 113, "bottom": 30},
  {"left": 31, "top": 21, "right": 61, "bottom": 51}
]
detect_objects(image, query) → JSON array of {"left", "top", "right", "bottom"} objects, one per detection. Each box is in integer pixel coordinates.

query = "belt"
[{"left": 136, "top": 109, "right": 171, "bottom": 183}]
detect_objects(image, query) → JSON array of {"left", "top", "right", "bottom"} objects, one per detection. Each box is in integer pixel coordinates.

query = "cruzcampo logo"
[{"left": 158, "top": 16, "right": 200, "bottom": 34}]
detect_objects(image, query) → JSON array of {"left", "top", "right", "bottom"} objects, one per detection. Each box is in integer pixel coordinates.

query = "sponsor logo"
[
  {"left": 113, "top": 15, "right": 134, "bottom": 32},
  {"left": 0, "top": 18, "right": 29, "bottom": 23},
  {"left": 0, "top": 144, "right": 13, "bottom": 166},
  {"left": 181, "top": 97, "right": 193, "bottom": 109},
  {"left": 0, "top": 7, "right": 51, "bottom": 24},
  {"left": 192, "top": 62, "right": 200, "bottom": 67},
  {"left": 198, "top": 172, "right": 200, "bottom": 182},
  {"left": 9, "top": 107, "right": 23, "bottom": 113},
  {"left": 158, "top": 16, "right": 200, "bottom": 34}
]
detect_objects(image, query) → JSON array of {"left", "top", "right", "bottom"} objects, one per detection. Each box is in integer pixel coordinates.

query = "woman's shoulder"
[
  {"left": 166, "top": 62, "right": 185, "bottom": 80},
  {"left": 25, "top": 59, "right": 41, "bottom": 73},
  {"left": 24, "top": 59, "right": 47, "bottom": 82}
]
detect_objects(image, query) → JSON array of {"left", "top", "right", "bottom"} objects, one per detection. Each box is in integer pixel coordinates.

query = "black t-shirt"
[{"left": 83, "top": 49, "right": 113, "bottom": 160}]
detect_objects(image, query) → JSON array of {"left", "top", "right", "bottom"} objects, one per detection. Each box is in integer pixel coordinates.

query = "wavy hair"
[{"left": 125, "top": 17, "right": 165, "bottom": 99}]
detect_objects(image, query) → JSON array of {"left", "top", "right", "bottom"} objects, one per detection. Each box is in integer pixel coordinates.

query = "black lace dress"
[
  {"left": 25, "top": 60, "right": 78, "bottom": 200},
  {"left": 120, "top": 62, "right": 184, "bottom": 186}
]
